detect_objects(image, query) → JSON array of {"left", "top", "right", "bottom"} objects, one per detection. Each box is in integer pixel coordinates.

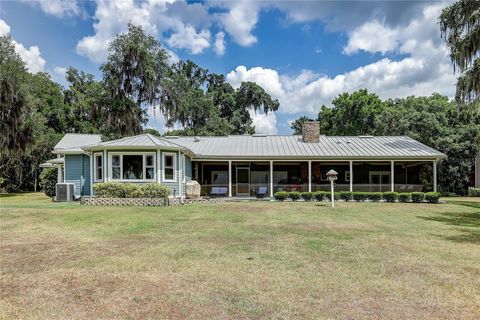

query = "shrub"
[
  {"left": 368, "top": 192, "right": 383, "bottom": 202},
  {"left": 39, "top": 168, "right": 58, "bottom": 197},
  {"left": 142, "top": 183, "right": 170, "bottom": 199},
  {"left": 301, "top": 192, "right": 314, "bottom": 201},
  {"left": 93, "top": 182, "right": 170, "bottom": 199},
  {"left": 425, "top": 192, "right": 440, "bottom": 203},
  {"left": 383, "top": 192, "right": 398, "bottom": 203},
  {"left": 313, "top": 191, "right": 327, "bottom": 201},
  {"left": 339, "top": 191, "right": 353, "bottom": 201},
  {"left": 326, "top": 192, "right": 340, "bottom": 201},
  {"left": 411, "top": 192, "right": 425, "bottom": 203},
  {"left": 352, "top": 192, "right": 368, "bottom": 201},
  {"left": 398, "top": 193, "right": 411, "bottom": 203},
  {"left": 468, "top": 187, "right": 480, "bottom": 197},
  {"left": 289, "top": 191, "right": 301, "bottom": 201},
  {"left": 274, "top": 191, "right": 288, "bottom": 201}
]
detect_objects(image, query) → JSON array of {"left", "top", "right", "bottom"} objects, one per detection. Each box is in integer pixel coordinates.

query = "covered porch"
[{"left": 192, "top": 159, "right": 438, "bottom": 198}]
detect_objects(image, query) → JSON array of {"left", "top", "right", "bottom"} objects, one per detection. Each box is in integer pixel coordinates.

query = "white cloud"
[
  {"left": 249, "top": 110, "right": 277, "bottom": 134},
  {"left": 54, "top": 66, "right": 67, "bottom": 77},
  {"left": 22, "top": 0, "right": 83, "bottom": 18},
  {"left": 167, "top": 25, "right": 211, "bottom": 54},
  {"left": 218, "top": 1, "right": 260, "bottom": 46},
  {"left": 214, "top": 31, "right": 225, "bottom": 55},
  {"left": 0, "top": 19, "right": 46, "bottom": 73},
  {"left": 344, "top": 20, "right": 399, "bottom": 55},
  {"left": 226, "top": 3, "right": 455, "bottom": 117},
  {"left": 0, "top": 19, "right": 10, "bottom": 34},
  {"left": 76, "top": 0, "right": 216, "bottom": 63}
]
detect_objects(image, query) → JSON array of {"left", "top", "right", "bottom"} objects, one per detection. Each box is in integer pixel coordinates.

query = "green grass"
[{"left": 1, "top": 193, "right": 480, "bottom": 319}]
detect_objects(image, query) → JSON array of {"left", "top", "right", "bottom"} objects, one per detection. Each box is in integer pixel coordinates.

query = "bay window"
[
  {"left": 109, "top": 153, "right": 156, "bottom": 181},
  {"left": 163, "top": 153, "right": 176, "bottom": 182}
]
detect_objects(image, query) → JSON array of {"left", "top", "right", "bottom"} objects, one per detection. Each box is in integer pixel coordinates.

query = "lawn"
[{"left": 1, "top": 193, "right": 480, "bottom": 319}]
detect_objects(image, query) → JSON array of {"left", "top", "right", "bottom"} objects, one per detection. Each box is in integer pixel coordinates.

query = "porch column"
[
  {"left": 391, "top": 160, "right": 395, "bottom": 192},
  {"left": 433, "top": 161, "right": 437, "bottom": 192},
  {"left": 57, "top": 165, "right": 63, "bottom": 183},
  {"left": 349, "top": 160, "right": 353, "bottom": 192},
  {"left": 270, "top": 160, "right": 274, "bottom": 198},
  {"left": 228, "top": 160, "right": 232, "bottom": 197},
  {"left": 308, "top": 160, "right": 312, "bottom": 192}
]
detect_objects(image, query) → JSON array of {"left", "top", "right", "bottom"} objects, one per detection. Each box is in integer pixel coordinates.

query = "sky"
[{"left": 0, "top": 0, "right": 456, "bottom": 135}]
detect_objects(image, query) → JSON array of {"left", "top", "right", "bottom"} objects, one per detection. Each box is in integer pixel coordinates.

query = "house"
[{"left": 50, "top": 121, "right": 446, "bottom": 199}]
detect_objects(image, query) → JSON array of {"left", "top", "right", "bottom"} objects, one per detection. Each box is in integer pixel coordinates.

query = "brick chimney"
[{"left": 302, "top": 121, "right": 320, "bottom": 143}]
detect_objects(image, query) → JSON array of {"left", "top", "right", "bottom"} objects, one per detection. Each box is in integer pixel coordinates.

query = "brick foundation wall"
[{"left": 82, "top": 197, "right": 226, "bottom": 206}]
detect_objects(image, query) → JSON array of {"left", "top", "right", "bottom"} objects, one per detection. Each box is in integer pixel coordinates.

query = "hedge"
[
  {"left": 288, "top": 191, "right": 301, "bottom": 201},
  {"left": 313, "top": 191, "right": 327, "bottom": 201},
  {"left": 468, "top": 187, "right": 480, "bottom": 197},
  {"left": 93, "top": 182, "right": 170, "bottom": 199},
  {"left": 274, "top": 191, "right": 288, "bottom": 201},
  {"left": 339, "top": 191, "right": 353, "bottom": 201},
  {"left": 383, "top": 192, "right": 398, "bottom": 203},
  {"left": 399, "top": 193, "right": 411, "bottom": 203},
  {"left": 301, "top": 192, "right": 314, "bottom": 201},
  {"left": 352, "top": 192, "right": 368, "bottom": 201},
  {"left": 411, "top": 192, "right": 425, "bottom": 203},
  {"left": 39, "top": 168, "right": 58, "bottom": 198},
  {"left": 425, "top": 192, "right": 440, "bottom": 203},
  {"left": 369, "top": 192, "right": 383, "bottom": 202}
]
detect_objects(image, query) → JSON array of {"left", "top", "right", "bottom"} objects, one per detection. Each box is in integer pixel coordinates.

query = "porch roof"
[{"left": 168, "top": 135, "right": 446, "bottom": 160}]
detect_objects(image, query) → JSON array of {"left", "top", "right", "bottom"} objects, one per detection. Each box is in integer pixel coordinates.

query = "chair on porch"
[
  {"left": 210, "top": 187, "right": 228, "bottom": 197},
  {"left": 256, "top": 186, "right": 268, "bottom": 198}
]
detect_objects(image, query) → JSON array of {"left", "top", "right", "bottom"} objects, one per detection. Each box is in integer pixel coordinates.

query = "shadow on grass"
[
  {"left": 0, "top": 193, "right": 19, "bottom": 198},
  {"left": 419, "top": 210, "right": 480, "bottom": 244}
]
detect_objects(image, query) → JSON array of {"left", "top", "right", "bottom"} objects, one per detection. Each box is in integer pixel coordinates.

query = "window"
[
  {"left": 123, "top": 155, "right": 143, "bottom": 180},
  {"left": 110, "top": 153, "right": 156, "bottom": 181},
  {"left": 345, "top": 171, "right": 350, "bottom": 182},
  {"left": 146, "top": 155, "right": 155, "bottom": 180},
  {"left": 112, "top": 155, "right": 121, "bottom": 179},
  {"left": 163, "top": 153, "right": 176, "bottom": 181},
  {"left": 94, "top": 154, "right": 103, "bottom": 181}
]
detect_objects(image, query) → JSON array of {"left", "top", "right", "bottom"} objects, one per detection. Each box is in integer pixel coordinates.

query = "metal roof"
[
  {"left": 53, "top": 134, "right": 102, "bottom": 153},
  {"left": 84, "top": 134, "right": 186, "bottom": 150},
  {"left": 168, "top": 135, "right": 446, "bottom": 160}
]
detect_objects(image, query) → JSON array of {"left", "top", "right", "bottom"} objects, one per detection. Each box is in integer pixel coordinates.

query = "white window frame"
[
  {"left": 108, "top": 152, "right": 156, "bottom": 182},
  {"left": 94, "top": 153, "right": 103, "bottom": 182},
  {"left": 162, "top": 152, "right": 177, "bottom": 182}
]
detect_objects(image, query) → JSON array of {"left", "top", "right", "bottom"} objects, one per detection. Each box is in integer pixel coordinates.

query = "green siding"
[{"left": 65, "top": 154, "right": 91, "bottom": 197}]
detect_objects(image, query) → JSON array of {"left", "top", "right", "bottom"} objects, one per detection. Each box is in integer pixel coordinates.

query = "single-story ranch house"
[{"left": 45, "top": 121, "right": 447, "bottom": 199}]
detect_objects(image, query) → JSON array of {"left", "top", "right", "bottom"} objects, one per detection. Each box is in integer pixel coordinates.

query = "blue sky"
[{"left": 1, "top": 0, "right": 455, "bottom": 134}]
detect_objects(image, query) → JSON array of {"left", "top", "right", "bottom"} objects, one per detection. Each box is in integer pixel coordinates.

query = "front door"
[{"left": 236, "top": 167, "right": 250, "bottom": 196}]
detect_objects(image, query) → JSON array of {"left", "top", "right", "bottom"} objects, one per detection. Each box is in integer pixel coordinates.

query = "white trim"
[
  {"left": 349, "top": 160, "right": 353, "bottom": 192},
  {"left": 107, "top": 152, "right": 157, "bottom": 182},
  {"left": 93, "top": 153, "right": 104, "bottom": 182},
  {"left": 308, "top": 160, "right": 312, "bottom": 192},
  {"left": 269, "top": 160, "right": 273, "bottom": 198},
  {"left": 156, "top": 149, "right": 161, "bottom": 183},
  {"left": 391, "top": 160, "right": 395, "bottom": 192},
  {"left": 162, "top": 152, "right": 177, "bottom": 182},
  {"left": 89, "top": 153, "right": 93, "bottom": 196},
  {"left": 433, "top": 161, "right": 437, "bottom": 192},
  {"left": 228, "top": 160, "right": 232, "bottom": 197}
]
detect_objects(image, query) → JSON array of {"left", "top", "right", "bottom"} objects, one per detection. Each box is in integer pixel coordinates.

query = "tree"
[
  {"left": 290, "top": 116, "right": 312, "bottom": 135},
  {"left": 101, "top": 23, "right": 170, "bottom": 136},
  {"left": 0, "top": 35, "right": 34, "bottom": 157},
  {"left": 440, "top": 1, "right": 480, "bottom": 105}
]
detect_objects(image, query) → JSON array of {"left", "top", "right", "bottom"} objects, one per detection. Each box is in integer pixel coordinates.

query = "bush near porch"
[
  {"left": 93, "top": 182, "right": 170, "bottom": 199},
  {"left": 274, "top": 191, "right": 440, "bottom": 203}
]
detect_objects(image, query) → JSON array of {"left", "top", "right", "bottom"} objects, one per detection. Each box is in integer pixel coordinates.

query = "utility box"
[{"left": 56, "top": 183, "right": 75, "bottom": 202}]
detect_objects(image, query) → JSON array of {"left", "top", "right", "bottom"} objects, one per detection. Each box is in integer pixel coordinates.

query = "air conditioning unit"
[{"left": 56, "top": 183, "right": 75, "bottom": 202}]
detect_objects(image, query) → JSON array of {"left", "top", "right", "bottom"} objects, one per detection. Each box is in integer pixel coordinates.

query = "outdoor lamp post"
[{"left": 326, "top": 169, "right": 338, "bottom": 208}]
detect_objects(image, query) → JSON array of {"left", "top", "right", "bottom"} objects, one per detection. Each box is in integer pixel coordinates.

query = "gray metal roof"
[
  {"left": 168, "top": 135, "right": 446, "bottom": 160},
  {"left": 54, "top": 133, "right": 102, "bottom": 153},
  {"left": 85, "top": 134, "right": 185, "bottom": 150}
]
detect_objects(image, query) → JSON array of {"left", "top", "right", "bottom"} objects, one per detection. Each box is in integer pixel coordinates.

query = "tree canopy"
[{"left": 440, "top": 0, "right": 480, "bottom": 106}]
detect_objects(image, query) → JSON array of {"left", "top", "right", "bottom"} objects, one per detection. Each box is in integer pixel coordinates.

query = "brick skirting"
[{"left": 81, "top": 197, "right": 226, "bottom": 206}]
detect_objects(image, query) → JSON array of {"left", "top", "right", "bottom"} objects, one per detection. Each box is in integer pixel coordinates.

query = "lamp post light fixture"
[{"left": 326, "top": 169, "right": 338, "bottom": 208}]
